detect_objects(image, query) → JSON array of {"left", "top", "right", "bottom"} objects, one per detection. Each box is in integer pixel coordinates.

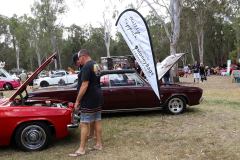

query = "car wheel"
[
  {"left": 4, "top": 83, "right": 12, "bottom": 90},
  {"left": 15, "top": 122, "right": 51, "bottom": 151},
  {"left": 180, "top": 74, "right": 184, "bottom": 77},
  {"left": 40, "top": 81, "right": 49, "bottom": 87},
  {"left": 164, "top": 96, "right": 186, "bottom": 115}
]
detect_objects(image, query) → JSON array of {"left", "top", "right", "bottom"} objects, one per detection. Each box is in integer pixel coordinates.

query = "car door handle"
[{"left": 110, "top": 89, "right": 117, "bottom": 91}]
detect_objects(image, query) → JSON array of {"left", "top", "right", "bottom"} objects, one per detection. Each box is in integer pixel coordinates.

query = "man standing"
[
  {"left": 19, "top": 71, "right": 27, "bottom": 85},
  {"left": 69, "top": 49, "right": 103, "bottom": 157},
  {"left": 135, "top": 60, "right": 144, "bottom": 77},
  {"left": 184, "top": 65, "right": 189, "bottom": 78},
  {"left": 121, "top": 62, "right": 127, "bottom": 69},
  {"left": 192, "top": 61, "right": 200, "bottom": 83}
]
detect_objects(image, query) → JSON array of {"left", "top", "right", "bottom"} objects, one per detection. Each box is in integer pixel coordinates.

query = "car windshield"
[{"left": 0, "top": 68, "right": 10, "bottom": 77}]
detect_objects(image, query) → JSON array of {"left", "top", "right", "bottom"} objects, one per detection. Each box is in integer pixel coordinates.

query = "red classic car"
[
  {"left": 178, "top": 68, "right": 185, "bottom": 77},
  {"left": 0, "top": 53, "right": 79, "bottom": 151},
  {"left": 28, "top": 69, "right": 204, "bottom": 115}
]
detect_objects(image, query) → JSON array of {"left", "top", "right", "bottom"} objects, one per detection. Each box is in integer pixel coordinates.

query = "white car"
[{"left": 34, "top": 71, "right": 78, "bottom": 87}]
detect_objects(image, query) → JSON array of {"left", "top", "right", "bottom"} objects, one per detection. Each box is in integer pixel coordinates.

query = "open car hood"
[
  {"left": 157, "top": 53, "right": 187, "bottom": 80},
  {"left": 9, "top": 53, "right": 57, "bottom": 102}
]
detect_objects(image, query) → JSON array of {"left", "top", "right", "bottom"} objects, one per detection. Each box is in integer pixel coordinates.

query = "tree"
[
  {"left": 98, "top": 7, "right": 113, "bottom": 57},
  {"left": 9, "top": 15, "right": 30, "bottom": 72},
  {"left": 31, "top": 0, "right": 68, "bottom": 69},
  {"left": 143, "top": 0, "right": 182, "bottom": 82}
]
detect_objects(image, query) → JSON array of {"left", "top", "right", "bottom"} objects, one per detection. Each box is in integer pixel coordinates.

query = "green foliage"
[{"left": 0, "top": 0, "right": 238, "bottom": 72}]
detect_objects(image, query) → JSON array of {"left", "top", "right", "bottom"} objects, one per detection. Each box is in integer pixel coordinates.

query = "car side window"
[
  {"left": 53, "top": 73, "right": 63, "bottom": 77},
  {"left": 100, "top": 75, "right": 109, "bottom": 87},
  {"left": 108, "top": 73, "right": 136, "bottom": 87}
]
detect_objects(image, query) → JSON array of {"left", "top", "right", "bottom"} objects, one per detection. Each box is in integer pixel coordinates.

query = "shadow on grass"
[{"left": 185, "top": 107, "right": 203, "bottom": 114}]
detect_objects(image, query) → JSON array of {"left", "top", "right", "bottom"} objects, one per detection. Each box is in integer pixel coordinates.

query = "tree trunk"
[
  {"left": 106, "top": 33, "right": 110, "bottom": 57},
  {"left": 30, "top": 58, "right": 33, "bottom": 72},
  {"left": 190, "top": 41, "right": 195, "bottom": 64},
  {"left": 56, "top": 43, "right": 62, "bottom": 69},
  {"left": 36, "top": 45, "right": 41, "bottom": 67},
  {"left": 144, "top": 0, "right": 182, "bottom": 83},
  {"left": 170, "top": 43, "right": 179, "bottom": 83},
  {"left": 16, "top": 42, "right": 20, "bottom": 74}
]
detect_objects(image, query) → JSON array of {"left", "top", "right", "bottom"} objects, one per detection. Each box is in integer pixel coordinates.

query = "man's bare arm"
[{"left": 74, "top": 81, "right": 89, "bottom": 109}]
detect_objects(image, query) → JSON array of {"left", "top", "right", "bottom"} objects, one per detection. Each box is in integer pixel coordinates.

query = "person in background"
[
  {"left": 156, "top": 59, "right": 162, "bottom": 83},
  {"left": 114, "top": 64, "right": 119, "bottom": 70},
  {"left": 184, "top": 65, "right": 189, "bottom": 78},
  {"left": 121, "top": 62, "right": 127, "bottom": 69},
  {"left": 163, "top": 70, "right": 170, "bottom": 84},
  {"left": 199, "top": 63, "right": 206, "bottom": 84},
  {"left": 135, "top": 60, "right": 144, "bottom": 77},
  {"left": 49, "top": 70, "right": 52, "bottom": 77},
  {"left": 192, "top": 61, "right": 200, "bottom": 83},
  {"left": 188, "top": 66, "right": 191, "bottom": 76},
  {"left": 19, "top": 71, "right": 27, "bottom": 85},
  {"left": 114, "top": 64, "right": 122, "bottom": 70},
  {"left": 157, "top": 58, "right": 162, "bottom": 67}
]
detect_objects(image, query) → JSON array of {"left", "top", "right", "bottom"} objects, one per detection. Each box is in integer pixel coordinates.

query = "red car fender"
[{"left": 0, "top": 107, "right": 73, "bottom": 146}]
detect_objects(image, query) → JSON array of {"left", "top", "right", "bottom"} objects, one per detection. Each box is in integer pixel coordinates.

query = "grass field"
[{"left": 1, "top": 75, "right": 240, "bottom": 159}]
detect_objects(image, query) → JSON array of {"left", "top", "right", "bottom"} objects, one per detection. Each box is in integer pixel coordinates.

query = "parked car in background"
[
  {"left": 178, "top": 68, "right": 185, "bottom": 77},
  {"left": 0, "top": 53, "right": 79, "bottom": 151},
  {"left": 29, "top": 69, "right": 203, "bottom": 115},
  {"left": 34, "top": 71, "right": 78, "bottom": 87},
  {"left": 0, "top": 67, "right": 20, "bottom": 90}
]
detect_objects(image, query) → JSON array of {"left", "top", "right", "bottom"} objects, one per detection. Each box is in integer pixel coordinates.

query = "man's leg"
[
  {"left": 94, "top": 120, "right": 103, "bottom": 150},
  {"left": 88, "top": 122, "right": 95, "bottom": 137},
  {"left": 72, "top": 122, "right": 88, "bottom": 155}
]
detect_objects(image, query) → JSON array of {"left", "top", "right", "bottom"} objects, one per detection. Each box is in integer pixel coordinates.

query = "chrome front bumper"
[
  {"left": 199, "top": 97, "right": 204, "bottom": 103},
  {"left": 67, "top": 109, "right": 80, "bottom": 132},
  {"left": 67, "top": 123, "right": 79, "bottom": 132}
]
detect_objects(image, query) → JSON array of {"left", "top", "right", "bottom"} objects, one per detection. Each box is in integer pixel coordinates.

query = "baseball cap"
[
  {"left": 122, "top": 62, "right": 126, "bottom": 65},
  {"left": 72, "top": 53, "right": 79, "bottom": 65}
]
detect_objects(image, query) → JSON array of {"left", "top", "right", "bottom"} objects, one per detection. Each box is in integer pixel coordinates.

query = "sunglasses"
[{"left": 77, "top": 55, "right": 84, "bottom": 60}]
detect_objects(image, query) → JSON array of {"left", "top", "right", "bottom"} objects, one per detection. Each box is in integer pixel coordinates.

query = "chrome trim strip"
[{"left": 102, "top": 107, "right": 163, "bottom": 113}]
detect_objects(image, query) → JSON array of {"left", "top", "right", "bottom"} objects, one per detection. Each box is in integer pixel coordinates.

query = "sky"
[{"left": 0, "top": 0, "right": 153, "bottom": 38}]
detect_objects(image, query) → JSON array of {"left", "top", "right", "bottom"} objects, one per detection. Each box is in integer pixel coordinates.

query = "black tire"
[
  {"left": 40, "top": 81, "right": 49, "bottom": 87},
  {"left": 15, "top": 121, "right": 51, "bottom": 151},
  {"left": 4, "top": 83, "right": 12, "bottom": 90},
  {"left": 164, "top": 96, "right": 186, "bottom": 115},
  {"left": 180, "top": 74, "right": 184, "bottom": 77}
]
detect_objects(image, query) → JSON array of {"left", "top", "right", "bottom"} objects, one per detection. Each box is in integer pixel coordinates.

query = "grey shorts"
[{"left": 80, "top": 112, "right": 101, "bottom": 123}]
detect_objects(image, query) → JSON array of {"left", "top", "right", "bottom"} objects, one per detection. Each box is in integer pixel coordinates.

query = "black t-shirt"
[
  {"left": 135, "top": 65, "right": 144, "bottom": 77},
  {"left": 200, "top": 66, "right": 205, "bottom": 75},
  {"left": 77, "top": 60, "right": 103, "bottom": 110},
  {"left": 163, "top": 70, "right": 170, "bottom": 77},
  {"left": 192, "top": 65, "right": 199, "bottom": 73}
]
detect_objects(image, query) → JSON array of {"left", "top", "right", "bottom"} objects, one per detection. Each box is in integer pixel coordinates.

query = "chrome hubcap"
[
  {"left": 21, "top": 125, "right": 46, "bottom": 150},
  {"left": 168, "top": 98, "right": 183, "bottom": 114}
]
